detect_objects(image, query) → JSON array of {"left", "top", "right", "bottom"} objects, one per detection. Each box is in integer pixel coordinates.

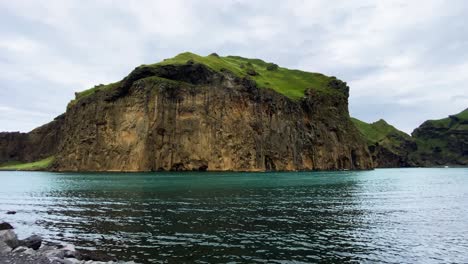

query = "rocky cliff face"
[
  {"left": 368, "top": 132, "right": 417, "bottom": 168},
  {"left": 351, "top": 118, "right": 416, "bottom": 168},
  {"left": 0, "top": 115, "right": 64, "bottom": 164},
  {"left": 353, "top": 108, "right": 468, "bottom": 167},
  {"left": 49, "top": 62, "right": 372, "bottom": 171},
  {"left": 410, "top": 109, "right": 468, "bottom": 166}
]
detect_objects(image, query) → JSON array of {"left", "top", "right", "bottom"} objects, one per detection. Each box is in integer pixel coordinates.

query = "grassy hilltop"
[
  {"left": 352, "top": 108, "right": 468, "bottom": 167},
  {"left": 72, "top": 52, "right": 336, "bottom": 104},
  {"left": 351, "top": 118, "right": 412, "bottom": 148},
  {"left": 410, "top": 108, "right": 468, "bottom": 165}
]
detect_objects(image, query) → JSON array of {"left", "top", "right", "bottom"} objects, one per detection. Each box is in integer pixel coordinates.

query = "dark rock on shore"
[
  {"left": 0, "top": 222, "right": 14, "bottom": 230},
  {"left": 0, "top": 229, "right": 19, "bottom": 248},
  {"left": 0, "top": 222, "right": 136, "bottom": 263},
  {"left": 20, "top": 235, "right": 42, "bottom": 250},
  {"left": 0, "top": 252, "right": 52, "bottom": 264},
  {"left": 78, "top": 249, "right": 117, "bottom": 262}
]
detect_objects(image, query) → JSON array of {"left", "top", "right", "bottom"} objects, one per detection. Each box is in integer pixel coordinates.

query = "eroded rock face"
[
  {"left": 368, "top": 132, "right": 418, "bottom": 168},
  {"left": 51, "top": 63, "right": 372, "bottom": 171},
  {"left": 411, "top": 113, "right": 468, "bottom": 166},
  {"left": 0, "top": 115, "right": 64, "bottom": 164}
]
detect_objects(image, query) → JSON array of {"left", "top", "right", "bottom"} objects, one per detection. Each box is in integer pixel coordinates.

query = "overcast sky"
[{"left": 1, "top": 0, "right": 467, "bottom": 133}]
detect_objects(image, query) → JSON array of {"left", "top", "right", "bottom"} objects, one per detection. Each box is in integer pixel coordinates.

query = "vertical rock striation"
[
  {"left": 50, "top": 63, "right": 372, "bottom": 171},
  {"left": 0, "top": 115, "right": 64, "bottom": 164}
]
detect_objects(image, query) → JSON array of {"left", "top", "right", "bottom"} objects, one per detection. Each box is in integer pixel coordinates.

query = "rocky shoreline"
[{"left": 0, "top": 222, "right": 136, "bottom": 264}]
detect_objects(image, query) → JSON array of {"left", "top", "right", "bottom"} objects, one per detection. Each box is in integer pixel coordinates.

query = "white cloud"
[{"left": 0, "top": 0, "right": 467, "bottom": 133}]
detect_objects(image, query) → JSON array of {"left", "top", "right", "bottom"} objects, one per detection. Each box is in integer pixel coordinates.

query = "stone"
[
  {"left": 0, "top": 229, "right": 19, "bottom": 248},
  {"left": 6, "top": 211, "right": 16, "bottom": 215},
  {"left": 77, "top": 249, "right": 117, "bottom": 262},
  {"left": 0, "top": 240, "right": 12, "bottom": 254},
  {"left": 51, "top": 258, "right": 81, "bottom": 264},
  {"left": 0, "top": 222, "right": 14, "bottom": 230},
  {"left": 43, "top": 248, "right": 67, "bottom": 259},
  {"left": 22, "top": 248, "right": 37, "bottom": 255},
  {"left": 20, "top": 234, "right": 43, "bottom": 250},
  {"left": 12, "top": 246, "right": 29, "bottom": 253}
]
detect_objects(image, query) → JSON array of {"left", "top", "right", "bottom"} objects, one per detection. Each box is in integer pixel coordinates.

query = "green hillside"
[
  {"left": 417, "top": 108, "right": 468, "bottom": 129},
  {"left": 411, "top": 108, "right": 468, "bottom": 165},
  {"left": 72, "top": 52, "right": 336, "bottom": 104},
  {"left": 351, "top": 118, "right": 412, "bottom": 147},
  {"left": 0, "top": 156, "right": 54, "bottom": 171}
]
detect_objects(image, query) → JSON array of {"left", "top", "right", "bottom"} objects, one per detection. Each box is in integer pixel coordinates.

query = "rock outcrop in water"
[{"left": 0, "top": 52, "right": 373, "bottom": 171}]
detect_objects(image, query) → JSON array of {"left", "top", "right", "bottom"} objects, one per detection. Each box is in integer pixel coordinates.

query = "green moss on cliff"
[
  {"left": 351, "top": 118, "right": 411, "bottom": 146},
  {"left": 410, "top": 108, "right": 468, "bottom": 165},
  {"left": 419, "top": 108, "right": 468, "bottom": 129},
  {"left": 353, "top": 108, "right": 468, "bottom": 166},
  {"left": 69, "top": 82, "right": 121, "bottom": 107},
  {"left": 155, "top": 52, "right": 332, "bottom": 98},
  {"left": 71, "top": 52, "right": 337, "bottom": 105},
  {"left": 0, "top": 156, "right": 54, "bottom": 171}
]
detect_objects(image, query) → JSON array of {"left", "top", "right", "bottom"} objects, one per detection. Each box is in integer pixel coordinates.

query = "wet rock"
[
  {"left": 20, "top": 234, "right": 43, "bottom": 250},
  {"left": 0, "top": 241, "right": 12, "bottom": 254},
  {"left": 0, "top": 222, "right": 14, "bottom": 230},
  {"left": 12, "top": 246, "right": 29, "bottom": 253},
  {"left": 50, "top": 258, "right": 77, "bottom": 264},
  {"left": 0, "top": 253, "right": 52, "bottom": 264},
  {"left": 0, "top": 229, "right": 19, "bottom": 248},
  {"left": 0, "top": 227, "right": 135, "bottom": 263},
  {"left": 42, "top": 248, "right": 67, "bottom": 259},
  {"left": 77, "top": 249, "right": 117, "bottom": 262}
]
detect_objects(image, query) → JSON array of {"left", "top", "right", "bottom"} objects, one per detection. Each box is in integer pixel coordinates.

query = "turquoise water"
[{"left": 0, "top": 168, "right": 467, "bottom": 263}]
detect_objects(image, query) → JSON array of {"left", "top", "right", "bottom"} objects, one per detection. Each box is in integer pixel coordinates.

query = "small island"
[{"left": 0, "top": 53, "right": 466, "bottom": 172}]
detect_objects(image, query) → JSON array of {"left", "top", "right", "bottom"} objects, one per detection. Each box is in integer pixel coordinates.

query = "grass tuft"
[{"left": 0, "top": 156, "right": 54, "bottom": 171}]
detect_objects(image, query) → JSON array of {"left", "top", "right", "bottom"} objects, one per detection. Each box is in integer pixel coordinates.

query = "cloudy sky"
[{"left": 1, "top": 0, "right": 467, "bottom": 133}]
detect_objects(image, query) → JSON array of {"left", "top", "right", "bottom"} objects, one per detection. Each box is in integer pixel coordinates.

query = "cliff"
[
  {"left": 0, "top": 115, "right": 64, "bottom": 164},
  {"left": 0, "top": 52, "right": 373, "bottom": 171},
  {"left": 410, "top": 108, "right": 468, "bottom": 166},
  {"left": 351, "top": 118, "right": 416, "bottom": 167},
  {"left": 353, "top": 108, "right": 468, "bottom": 167}
]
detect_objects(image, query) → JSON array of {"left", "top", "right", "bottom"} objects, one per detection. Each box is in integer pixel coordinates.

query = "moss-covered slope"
[
  {"left": 352, "top": 118, "right": 416, "bottom": 167},
  {"left": 353, "top": 108, "right": 468, "bottom": 167},
  {"left": 410, "top": 108, "right": 468, "bottom": 166},
  {"left": 70, "top": 52, "right": 340, "bottom": 106},
  {"left": 0, "top": 156, "right": 54, "bottom": 171}
]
